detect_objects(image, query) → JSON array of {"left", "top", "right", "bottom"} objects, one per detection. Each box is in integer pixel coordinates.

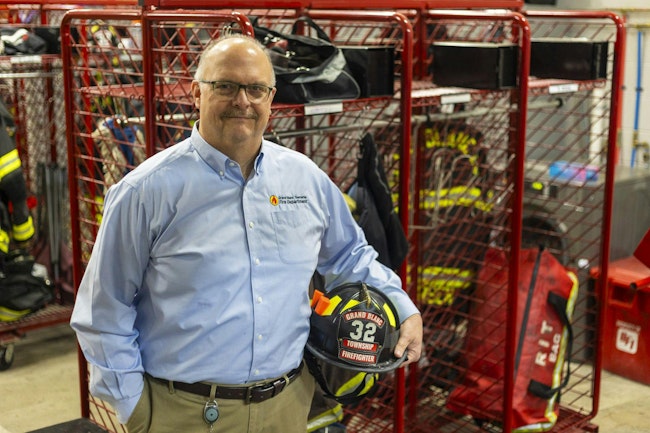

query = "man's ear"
[
  {"left": 269, "top": 86, "right": 277, "bottom": 104},
  {"left": 191, "top": 81, "right": 201, "bottom": 109}
]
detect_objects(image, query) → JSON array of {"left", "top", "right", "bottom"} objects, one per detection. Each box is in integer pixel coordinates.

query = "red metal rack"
[
  {"left": 405, "top": 9, "right": 624, "bottom": 433},
  {"left": 61, "top": 8, "right": 257, "bottom": 429},
  {"left": 60, "top": 3, "right": 624, "bottom": 433},
  {"left": 522, "top": 11, "right": 625, "bottom": 432},
  {"left": 140, "top": 0, "right": 524, "bottom": 11},
  {"left": 0, "top": 2, "right": 74, "bottom": 370},
  {"left": 61, "top": 6, "right": 415, "bottom": 432},
  {"left": 406, "top": 9, "right": 532, "bottom": 433}
]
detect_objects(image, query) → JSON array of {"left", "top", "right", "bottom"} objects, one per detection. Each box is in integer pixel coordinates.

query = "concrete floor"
[{"left": 0, "top": 324, "right": 649, "bottom": 433}]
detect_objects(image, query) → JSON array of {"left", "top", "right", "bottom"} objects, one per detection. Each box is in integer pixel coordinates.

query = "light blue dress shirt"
[{"left": 70, "top": 125, "right": 419, "bottom": 423}]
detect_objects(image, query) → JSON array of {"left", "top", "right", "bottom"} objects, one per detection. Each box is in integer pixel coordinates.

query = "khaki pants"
[{"left": 126, "top": 370, "right": 315, "bottom": 433}]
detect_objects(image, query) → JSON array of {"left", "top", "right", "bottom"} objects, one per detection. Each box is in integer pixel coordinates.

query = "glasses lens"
[
  {"left": 245, "top": 85, "right": 270, "bottom": 103},
  {"left": 206, "top": 81, "right": 270, "bottom": 103},
  {"left": 213, "top": 82, "right": 238, "bottom": 97}
]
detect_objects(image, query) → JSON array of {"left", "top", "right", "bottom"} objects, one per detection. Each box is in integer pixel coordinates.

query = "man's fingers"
[{"left": 394, "top": 314, "right": 423, "bottom": 367}]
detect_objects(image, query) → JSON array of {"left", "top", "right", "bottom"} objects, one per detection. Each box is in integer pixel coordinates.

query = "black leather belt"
[{"left": 156, "top": 363, "right": 303, "bottom": 404}]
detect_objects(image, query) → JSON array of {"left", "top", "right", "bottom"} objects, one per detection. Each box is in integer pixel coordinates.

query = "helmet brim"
[{"left": 305, "top": 340, "right": 408, "bottom": 374}]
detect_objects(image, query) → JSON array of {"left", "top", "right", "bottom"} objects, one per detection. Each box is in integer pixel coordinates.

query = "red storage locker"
[
  {"left": 634, "top": 228, "right": 650, "bottom": 268},
  {"left": 600, "top": 256, "right": 650, "bottom": 385}
]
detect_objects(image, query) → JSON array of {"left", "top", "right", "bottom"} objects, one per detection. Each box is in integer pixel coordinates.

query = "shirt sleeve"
[
  {"left": 316, "top": 176, "right": 420, "bottom": 323},
  {"left": 70, "top": 181, "right": 150, "bottom": 423}
]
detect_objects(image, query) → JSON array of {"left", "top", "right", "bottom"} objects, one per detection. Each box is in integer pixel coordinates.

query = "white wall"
[
  {"left": 558, "top": 0, "right": 650, "bottom": 8},
  {"left": 618, "top": 10, "right": 650, "bottom": 168},
  {"left": 538, "top": 1, "right": 650, "bottom": 168}
]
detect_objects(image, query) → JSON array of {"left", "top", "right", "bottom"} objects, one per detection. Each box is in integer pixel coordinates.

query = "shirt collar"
[{"left": 190, "top": 122, "right": 266, "bottom": 177}]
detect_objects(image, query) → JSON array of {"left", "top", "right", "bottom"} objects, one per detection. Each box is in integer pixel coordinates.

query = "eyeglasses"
[{"left": 198, "top": 80, "right": 274, "bottom": 103}]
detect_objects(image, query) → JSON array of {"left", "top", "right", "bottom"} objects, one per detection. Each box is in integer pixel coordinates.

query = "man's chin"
[{"left": 225, "top": 128, "right": 257, "bottom": 143}]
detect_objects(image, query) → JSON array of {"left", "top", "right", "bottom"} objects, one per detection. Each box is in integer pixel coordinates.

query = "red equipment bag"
[{"left": 446, "top": 246, "right": 578, "bottom": 432}]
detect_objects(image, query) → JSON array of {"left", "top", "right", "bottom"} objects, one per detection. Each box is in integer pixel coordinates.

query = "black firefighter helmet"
[
  {"left": 304, "top": 282, "right": 406, "bottom": 404},
  {"left": 306, "top": 282, "right": 405, "bottom": 374}
]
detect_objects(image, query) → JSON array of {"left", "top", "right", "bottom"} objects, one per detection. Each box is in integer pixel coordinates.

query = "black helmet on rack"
[{"left": 306, "top": 282, "right": 405, "bottom": 374}]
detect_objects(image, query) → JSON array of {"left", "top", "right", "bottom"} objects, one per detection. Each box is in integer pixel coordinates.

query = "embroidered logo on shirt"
[{"left": 269, "top": 195, "right": 308, "bottom": 205}]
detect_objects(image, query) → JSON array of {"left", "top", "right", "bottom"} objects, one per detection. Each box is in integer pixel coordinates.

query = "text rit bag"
[
  {"left": 446, "top": 246, "right": 579, "bottom": 432},
  {"left": 254, "top": 17, "right": 360, "bottom": 104}
]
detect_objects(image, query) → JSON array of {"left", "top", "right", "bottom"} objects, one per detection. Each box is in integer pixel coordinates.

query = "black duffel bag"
[
  {"left": 254, "top": 17, "right": 360, "bottom": 104},
  {"left": 0, "top": 252, "right": 54, "bottom": 322}
]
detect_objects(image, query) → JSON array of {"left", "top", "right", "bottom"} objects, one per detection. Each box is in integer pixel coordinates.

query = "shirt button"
[
  {"left": 229, "top": 162, "right": 236, "bottom": 167},
  {"left": 249, "top": 221, "right": 254, "bottom": 229},
  {"left": 254, "top": 258, "right": 260, "bottom": 265},
  {"left": 254, "top": 369, "right": 260, "bottom": 375},
  {"left": 219, "top": 170, "right": 224, "bottom": 176},
  {"left": 257, "top": 296, "right": 263, "bottom": 303},
  {"left": 258, "top": 334, "right": 263, "bottom": 340}
]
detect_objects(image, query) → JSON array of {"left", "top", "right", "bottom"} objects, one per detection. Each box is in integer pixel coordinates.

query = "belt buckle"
[
  {"left": 245, "top": 386, "right": 254, "bottom": 404},
  {"left": 247, "top": 377, "right": 287, "bottom": 404}
]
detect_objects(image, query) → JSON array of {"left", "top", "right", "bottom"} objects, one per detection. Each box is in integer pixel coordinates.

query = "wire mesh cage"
[
  {"left": 406, "top": 10, "right": 530, "bottom": 433},
  {"left": 0, "top": 2, "right": 78, "bottom": 367},
  {"left": 62, "top": 5, "right": 623, "bottom": 433},
  {"left": 405, "top": 9, "right": 622, "bottom": 433},
  {"left": 63, "top": 6, "right": 414, "bottom": 432},
  {"left": 62, "top": 9, "right": 255, "bottom": 430},
  {"left": 521, "top": 11, "right": 623, "bottom": 432}
]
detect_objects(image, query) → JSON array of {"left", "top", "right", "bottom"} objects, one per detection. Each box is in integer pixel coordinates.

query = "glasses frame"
[{"left": 198, "top": 80, "right": 274, "bottom": 103}]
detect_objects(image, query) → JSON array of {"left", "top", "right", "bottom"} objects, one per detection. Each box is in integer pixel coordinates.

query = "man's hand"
[{"left": 394, "top": 313, "right": 423, "bottom": 367}]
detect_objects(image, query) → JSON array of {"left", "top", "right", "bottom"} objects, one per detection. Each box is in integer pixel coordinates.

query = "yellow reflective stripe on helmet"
[
  {"left": 382, "top": 302, "right": 397, "bottom": 327},
  {"left": 0, "top": 149, "right": 22, "bottom": 182},
  {"left": 0, "top": 229, "right": 9, "bottom": 253},
  {"left": 12, "top": 216, "right": 34, "bottom": 242},
  {"left": 341, "top": 298, "right": 361, "bottom": 312},
  {"left": 320, "top": 295, "right": 342, "bottom": 317}
]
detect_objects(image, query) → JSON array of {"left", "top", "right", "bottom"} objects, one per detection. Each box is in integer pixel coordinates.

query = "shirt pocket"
[{"left": 271, "top": 210, "right": 319, "bottom": 264}]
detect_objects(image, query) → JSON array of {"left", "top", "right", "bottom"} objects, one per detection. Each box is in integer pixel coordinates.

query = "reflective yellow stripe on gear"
[
  {"left": 418, "top": 266, "right": 474, "bottom": 306},
  {"left": 306, "top": 404, "right": 344, "bottom": 432},
  {"left": 421, "top": 186, "right": 493, "bottom": 211},
  {"left": 0, "top": 229, "right": 10, "bottom": 253},
  {"left": 307, "top": 372, "right": 378, "bottom": 431},
  {"left": 12, "top": 216, "right": 34, "bottom": 242},
  {"left": 336, "top": 372, "right": 378, "bottom": 399},
  {"left": 0, "top": 149, "right": 22, "bottom": 182},
  {"left": 0, "top": 305, "right": 32, "bottom": 322},
  {"left": 342, "top": 193, "right": 357, "bottom": 214}
]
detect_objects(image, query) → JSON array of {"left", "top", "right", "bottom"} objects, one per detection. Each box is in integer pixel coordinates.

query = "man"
[{"left": 70, "top": 34, "right": 422, "bottom": 433}]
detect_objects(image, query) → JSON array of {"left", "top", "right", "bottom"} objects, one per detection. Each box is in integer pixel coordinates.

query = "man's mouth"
[{"left": 222, "top": 113, "right": 256, "bottom": 120}]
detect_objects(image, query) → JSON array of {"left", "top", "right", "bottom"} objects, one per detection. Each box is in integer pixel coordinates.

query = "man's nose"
[{"left": 232, "top": 86, "right": 251, "bottom": 105}]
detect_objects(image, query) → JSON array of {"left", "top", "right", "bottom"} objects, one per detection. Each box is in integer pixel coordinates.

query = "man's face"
[{"left": 192, "top": 39, "right": 276, "bottom": 151}]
